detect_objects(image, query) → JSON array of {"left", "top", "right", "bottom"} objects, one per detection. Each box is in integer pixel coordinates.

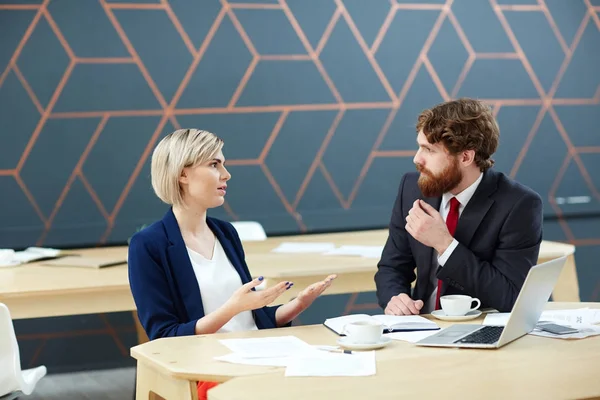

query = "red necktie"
[{"left": 435, "top": 197, "right": 460, "bottom": 310}]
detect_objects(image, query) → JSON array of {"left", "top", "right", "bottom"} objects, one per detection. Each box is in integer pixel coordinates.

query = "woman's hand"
[
  {"left": 225, "top": 277, "right": 291, "bottom": 314},
  {"left": 295, "top": 274, "right": 337, "bottom": 308},
  {"left": 274, "top": 274, "right": 337, "bottom": 326}
]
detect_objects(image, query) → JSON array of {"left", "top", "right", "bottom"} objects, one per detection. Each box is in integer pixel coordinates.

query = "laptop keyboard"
[{"left": 454, "top": 326, "right": 504, "bottom": 344}]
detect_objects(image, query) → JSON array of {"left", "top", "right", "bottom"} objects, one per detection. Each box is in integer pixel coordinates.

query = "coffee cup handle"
[
  {"left": 341, "top": 324, "right": 350, "bottom": 336},
  {"left": 470, "top": 298, "right": 481, "bottom": 312}
]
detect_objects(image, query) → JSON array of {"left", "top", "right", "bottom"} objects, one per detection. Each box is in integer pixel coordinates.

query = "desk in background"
[{"left": 0, "top": 231, "right": 579, "bottom": 345}]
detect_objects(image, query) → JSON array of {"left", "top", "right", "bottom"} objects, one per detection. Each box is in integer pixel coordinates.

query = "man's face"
[{"left": 413, "top": 131, "right": 462, "bottom": 197}]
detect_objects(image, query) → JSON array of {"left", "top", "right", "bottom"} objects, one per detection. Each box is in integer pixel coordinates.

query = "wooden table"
[
  {"left": 0, "top": 231, "right": 579, "bottom": 337},
  {"left": 128, "top": 302, "right": 600, "bottom": 400}
]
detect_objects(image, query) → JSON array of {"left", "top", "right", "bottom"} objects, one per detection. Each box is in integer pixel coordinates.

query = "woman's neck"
[{"left": 172, "top": 205, "right": 210, "bottom": 238}]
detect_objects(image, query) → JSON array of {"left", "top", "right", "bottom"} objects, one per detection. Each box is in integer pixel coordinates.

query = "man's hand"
[
  {"left": 385, "top": 293, "right": 424, "bottom": 315},
  {"left": 405, "top": 199, "right": 453, "bottom": 254}
]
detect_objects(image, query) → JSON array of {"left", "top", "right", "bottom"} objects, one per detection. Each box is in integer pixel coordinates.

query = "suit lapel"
[
  {"left": 454, "top": 169, "right": 498, "bottom": 247},
  {"left": 163, "top": 209, "right": 205, "bottom": 319}
]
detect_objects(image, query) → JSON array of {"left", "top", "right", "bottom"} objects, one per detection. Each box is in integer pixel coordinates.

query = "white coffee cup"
[
  {"left": 440, "top": 295, "right": 481, "bottom": 316},
  {"left": 342, "top": 321, "right": 383, "bottom": 344}
]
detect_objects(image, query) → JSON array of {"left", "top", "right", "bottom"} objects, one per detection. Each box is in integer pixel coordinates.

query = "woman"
[{"left": 128, "top": 129, "right": 336, "bottom": 399}]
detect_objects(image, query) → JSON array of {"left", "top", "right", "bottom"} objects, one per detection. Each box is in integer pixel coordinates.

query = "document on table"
[
  {"left": 214, "top": 353, "right": 291, "bottom": 367},
  {"left": 215, "top": 337, "right": 377, "bottom": 376},
  {"left": 483, "top": 308, "right": 600, "bottom": 327},
  {"left": 482, "top": 308, "right": 600, "bottom": 340},
  {"left": 284, "top": 350, "right": 376, "bottom": 377},
  {"left": 323, "top": 245, "right": 384, "bottom": 258},
  {"left": 218, "top": 336, "right": 315, "bottom": 358},
  {"left": 531, "top": 324, "right": 600, "bottom": 340},
  {"left": 270, "top": 242, "right": 336, "bottom": 254}
]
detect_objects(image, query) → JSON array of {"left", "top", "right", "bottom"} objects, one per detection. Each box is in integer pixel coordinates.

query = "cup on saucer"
[
  {"left": 440, "top": 295, "right": 481, "bottom": 316},
  {"left": 342, "top": 320, "right": 384, "bottom": 344}
]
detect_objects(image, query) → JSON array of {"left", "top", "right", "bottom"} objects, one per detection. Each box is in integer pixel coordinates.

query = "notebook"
[
  {"left": 324, "top": 314, "right": 439, "bottom": 335},
  {"left": 41, "top": 255, "right": 126, "bottom": 269}
]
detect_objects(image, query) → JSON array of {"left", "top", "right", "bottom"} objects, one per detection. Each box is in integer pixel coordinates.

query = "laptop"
[{"left": 415, "top": 255, "right": 568, "bottom": 349}]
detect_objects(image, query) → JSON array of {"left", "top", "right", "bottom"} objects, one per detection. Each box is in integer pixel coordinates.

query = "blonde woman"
[{"left": 128, "top": 129, "right": 336, "bottom": 399}]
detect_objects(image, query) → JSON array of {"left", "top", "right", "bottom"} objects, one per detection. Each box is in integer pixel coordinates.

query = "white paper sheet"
[
  {"left": 0, "top": 247, "right": 62, "bottom": 267},
  {"left": 483, "top": 308, "right": 600, "bottom": 327},
  {"left": 323, "top": 245, "right": 384, "bottom": 258},
  {"left": 214, "top": 353, "right": 291, "bottom": 367},
  {"left": 531, "top": 324, "right": 600, "bottom": 340},
  {"left": 284, "top": 350, "right": 376, "bottom": 377},
  {"left": 270, "top": 242, "right": 336, "bottom": 254},
  {"left": 539, "top": 308, "right": 600, "bottom": 325},
  {"left": 218, "top": 336, "right": 315, "bottom": 358},
  {"left": 387, "top": 330, "right": 440, "bottom": 343}
]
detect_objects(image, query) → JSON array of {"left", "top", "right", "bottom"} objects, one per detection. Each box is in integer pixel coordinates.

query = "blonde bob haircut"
[{"left": 151, "top": 128, "right": 224, "bottom": 208}]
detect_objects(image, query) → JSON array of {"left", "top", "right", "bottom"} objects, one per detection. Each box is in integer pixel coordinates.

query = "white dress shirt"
[
  {"left": 423, "top": 172, "right": 484, "bottom": 313},
  {"left": 187, "top": 238, "right": 258, "bottom": 333}
]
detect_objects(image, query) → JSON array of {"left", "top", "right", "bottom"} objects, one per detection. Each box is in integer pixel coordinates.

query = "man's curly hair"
[{"left": 416, "top": 98, "right": 499, "bottom": 172}]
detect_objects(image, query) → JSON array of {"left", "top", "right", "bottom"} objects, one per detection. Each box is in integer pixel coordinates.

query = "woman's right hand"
[{"left": 225, "top": 277, "right": 292, "bottom": 314}]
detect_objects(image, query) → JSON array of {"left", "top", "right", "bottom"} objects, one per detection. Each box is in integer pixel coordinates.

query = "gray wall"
[{"left": 1, "top": 0, "right": 599, "bottom": 372}]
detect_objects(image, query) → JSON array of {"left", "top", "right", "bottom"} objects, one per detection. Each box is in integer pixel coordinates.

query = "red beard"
[{"left": 416, "top": 157, "right": 462, "bottom": 198}]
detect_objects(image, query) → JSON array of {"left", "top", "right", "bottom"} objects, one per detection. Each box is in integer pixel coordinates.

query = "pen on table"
[{"left": 320, "top": 348, "right": 352, "bottom": 354}]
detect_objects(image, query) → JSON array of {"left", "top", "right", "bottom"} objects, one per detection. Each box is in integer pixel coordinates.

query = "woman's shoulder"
[{"left": 128, "top": 220, "right": 169, "bottom": 253}]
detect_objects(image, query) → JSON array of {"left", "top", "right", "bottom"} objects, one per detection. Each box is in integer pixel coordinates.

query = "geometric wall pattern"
[{"left": 1, "top": 0, "right": 599, "bottom": 373}]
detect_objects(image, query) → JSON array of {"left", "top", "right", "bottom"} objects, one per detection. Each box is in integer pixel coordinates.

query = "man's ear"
[{"left": 461, "top": 149, "right": 476, "bottom": 167}]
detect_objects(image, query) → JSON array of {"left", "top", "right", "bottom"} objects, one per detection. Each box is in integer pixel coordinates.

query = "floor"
[{"left": 19, "top": 367, "right": 135, "bottom": 400}]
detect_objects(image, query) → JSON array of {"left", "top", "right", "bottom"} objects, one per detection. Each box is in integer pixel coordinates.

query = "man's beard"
[{"left": 416, "top": 157, "right": 462, "bottom": 198}]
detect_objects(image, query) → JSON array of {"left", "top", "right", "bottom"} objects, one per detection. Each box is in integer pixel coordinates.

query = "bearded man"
[{"left": 375, "top": 98, "right": 543, "bottom": 314}]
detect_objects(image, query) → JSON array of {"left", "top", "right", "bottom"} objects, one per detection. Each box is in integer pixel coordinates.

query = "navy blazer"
[
  {"left": 375, "top": 169, "right": 543, "bottom": 312},
  {"left": 128, "top": 209, "right": 283, "bottom": 340}
]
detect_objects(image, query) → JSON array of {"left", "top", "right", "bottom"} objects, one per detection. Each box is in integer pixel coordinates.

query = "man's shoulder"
[
  {"left": 399, "top": 172, "right": 420, "bottom": 190},
  {"left": 492, "top": 170, "right": 542, "bottom": 203}
]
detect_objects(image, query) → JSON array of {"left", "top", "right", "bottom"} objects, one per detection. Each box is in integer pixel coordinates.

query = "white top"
[
  {"left": 186, "top": 238, "right": 258, "bottom": 333},
  {"left": 423, "top": 172, "right": 484, "bottom": 313}
]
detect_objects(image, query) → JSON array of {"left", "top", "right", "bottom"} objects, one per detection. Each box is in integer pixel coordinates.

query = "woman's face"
[{"left": 179, "top": 149, "right": 231, "bottom": 210}]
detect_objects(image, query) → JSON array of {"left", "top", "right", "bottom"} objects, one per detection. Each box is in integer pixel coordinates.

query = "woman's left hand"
[{"left": 295, "top": 274, "right": 337, "bottom": 308}]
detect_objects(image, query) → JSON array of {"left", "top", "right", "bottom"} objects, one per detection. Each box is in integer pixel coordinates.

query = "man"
[{"left": 375, "top": 98, "right": 543, "bottom": 314}]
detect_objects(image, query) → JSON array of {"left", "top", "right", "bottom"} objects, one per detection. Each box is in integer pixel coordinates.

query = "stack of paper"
[
  {"left": 270, "top": 242, "right": 336, "bottom": 254},
  {"left": 323, "top": 245, "right": 384, "bottom": 259},
  {"left": 269, "top": 242, "right": 384, "bottom": 258},
  {"left": 214, "top": 336, "right": 376, "bottom": 377},
  {"left": 0, "top": 247, "right": 62, "bottom": 268},
  {"left": 483, "top": 308, "right": 600, "bottom": 327},
  {"left": 482, "top": 308, "right": 600, "bottom": 340}
]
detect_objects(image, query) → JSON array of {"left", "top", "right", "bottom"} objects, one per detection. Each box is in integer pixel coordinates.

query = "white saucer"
[
  {"left": 337, "top": 336, "right": 392, "bottom": 350},
  {"left": 431, "top": 309, "right": 482, "bottom": 321}
]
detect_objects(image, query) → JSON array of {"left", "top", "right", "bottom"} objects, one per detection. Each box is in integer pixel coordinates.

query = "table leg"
[
  {"left": 136, "top": 362, "right": 198, "bottom": 400},
  {"left": 133, "top": 311, "right": 149, "bottom": 344}
]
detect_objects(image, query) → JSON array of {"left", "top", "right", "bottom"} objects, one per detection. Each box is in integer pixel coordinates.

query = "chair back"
[
  {"left": 0, "top": 303, "right": 21, "bottom": 397},
  {"left": 230, "top": 221, "right": 267, "bottom": 241}
]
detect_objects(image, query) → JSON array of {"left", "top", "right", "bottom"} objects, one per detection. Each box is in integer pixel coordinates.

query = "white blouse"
[{"left": 186, "top": 239, "right": 258, "bottom": 333}]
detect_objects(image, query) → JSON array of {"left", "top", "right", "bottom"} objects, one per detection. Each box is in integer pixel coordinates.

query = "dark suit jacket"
[
  {"left": 128, "top": 209, "right": 283, "bottom": 340},
  {"left": 374, "top": 169, "right": 543, "bottom": 312}
]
